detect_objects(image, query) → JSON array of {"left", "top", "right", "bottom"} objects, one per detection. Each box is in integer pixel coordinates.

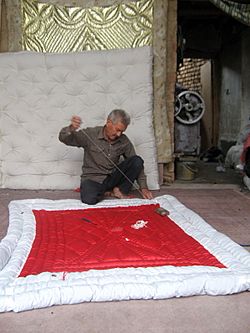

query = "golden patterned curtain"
[
  {"left": 38, "top": 0, "right": 134, "bottom": 6},
  {"left": 22, "top": 0, "right": 153, "bottom": 52},
  {"left": 0, "top": 0, "right": 174, "bottom": 176}
]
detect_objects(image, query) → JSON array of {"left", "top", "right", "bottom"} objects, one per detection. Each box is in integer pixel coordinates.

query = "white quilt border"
[{"left": 0, "top": 195, "right": 250, "bottom": 312}]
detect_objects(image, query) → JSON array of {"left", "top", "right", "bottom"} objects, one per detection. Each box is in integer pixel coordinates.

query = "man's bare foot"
[{"left": 112, "top": 187, "right": 131, "bottom": 199}]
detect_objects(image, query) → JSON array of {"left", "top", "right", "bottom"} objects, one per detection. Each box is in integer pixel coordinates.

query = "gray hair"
[{"left": 107, "top": 109, "right": 131, "bottom": 126}]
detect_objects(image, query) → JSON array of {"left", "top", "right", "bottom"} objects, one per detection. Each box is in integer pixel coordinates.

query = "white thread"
[{"left": 131, "top": 220, "right": 148, "bottom": 229}]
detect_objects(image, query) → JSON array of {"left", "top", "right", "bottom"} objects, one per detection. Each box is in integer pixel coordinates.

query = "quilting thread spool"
[{"left": 155, "top": 207, "right": 169, "bottom": 216}]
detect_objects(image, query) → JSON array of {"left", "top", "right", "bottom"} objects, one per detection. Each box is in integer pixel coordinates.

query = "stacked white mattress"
[{"left": 0, "top": 47, "right": 159, "bottom": 190}]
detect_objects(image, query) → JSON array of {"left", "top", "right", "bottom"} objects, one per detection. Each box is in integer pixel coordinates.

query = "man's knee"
[
  {"left": 81, "top": 196, "right": 99, "bottom": 205},
  {"left": 131, "top": 155, "right": 144, "bottom": 169},
  {"left": 80, "top": 180, "right": 103, "bottom": 205},
  {"left": 81, "top": 197, "right": 99, "bottom": 205}
]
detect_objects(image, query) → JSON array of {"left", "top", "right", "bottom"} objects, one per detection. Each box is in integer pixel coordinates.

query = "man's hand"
[
  {"left": 70, "top": 115, "right": 82, "bottom": 131},
  {"left": 141, "top": 188, "right": 153, "bottom": 199}
]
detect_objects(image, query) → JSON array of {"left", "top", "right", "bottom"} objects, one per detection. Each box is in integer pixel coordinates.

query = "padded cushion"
[{"left": 0, "top": 47, "right": 159, "bottom": 190}]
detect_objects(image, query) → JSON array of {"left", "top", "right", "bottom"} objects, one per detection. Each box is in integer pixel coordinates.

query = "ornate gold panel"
[{"left": 22, "top": 0, "right": 153, "bottom": 52}]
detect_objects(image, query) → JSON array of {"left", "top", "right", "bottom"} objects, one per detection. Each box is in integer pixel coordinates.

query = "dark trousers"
[
  {"left": 80, "top": 155, "right": 144, "bottom": 205},
  {"left": 245, "top": 148, "right": 250, "bottom": 177}
]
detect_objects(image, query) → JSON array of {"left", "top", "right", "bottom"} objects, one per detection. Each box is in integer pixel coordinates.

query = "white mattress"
[
  {"left": 0, "top": 47, "right": 159, "bottom": 190},
  {"left": 0, "top": 195, "right": 250, "bottom": 313}
]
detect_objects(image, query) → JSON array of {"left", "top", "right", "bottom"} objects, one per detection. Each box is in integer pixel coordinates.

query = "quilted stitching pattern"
[
  {"left": 0, "top": 47, "right": 159, "bottom": 189},
  {"left": 19, "top": 204, "right": 224, "bottom": 277}
]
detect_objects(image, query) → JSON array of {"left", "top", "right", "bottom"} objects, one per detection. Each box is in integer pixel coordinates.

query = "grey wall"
[
  {"left": 241, "top": 29, "right": 250, "bottom": 128},
  {"left": 219, "top": 39, "right": 242, "bottom": 144},
  {"left": 218, "top": 27, "right": 250, "bottom": 150}
]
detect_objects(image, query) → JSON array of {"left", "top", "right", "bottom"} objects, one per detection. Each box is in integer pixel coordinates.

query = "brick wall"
[{"left": 177, "top": 58, "right": 207, "bottom": 93}]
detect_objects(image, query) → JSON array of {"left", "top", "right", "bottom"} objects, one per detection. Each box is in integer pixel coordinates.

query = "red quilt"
[{"left": 19, "top": 204, "right": 225, "bottom": 277}]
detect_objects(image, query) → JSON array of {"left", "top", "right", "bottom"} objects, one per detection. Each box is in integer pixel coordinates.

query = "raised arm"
[{"left": 59, "top": 116, "right": 85, "bottom": 147}]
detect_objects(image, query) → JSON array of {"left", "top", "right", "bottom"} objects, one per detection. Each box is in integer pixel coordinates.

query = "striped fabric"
[{"left": 209, "top": 0, "right": 250, "bottom": 25}]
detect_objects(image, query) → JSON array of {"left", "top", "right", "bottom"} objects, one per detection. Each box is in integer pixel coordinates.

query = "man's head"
[{"left": 104, "top": 109, "right": 131, "bottom": 142}]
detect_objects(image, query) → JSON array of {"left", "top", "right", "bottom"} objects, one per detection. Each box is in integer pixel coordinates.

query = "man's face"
[{"left": 105, "top": 119, "right": 127, "bottom": 142}]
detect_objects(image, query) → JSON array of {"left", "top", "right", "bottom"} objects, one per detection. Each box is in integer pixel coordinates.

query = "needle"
[{"left": 81, "top": 217, "right": 97, "bottom": 225}]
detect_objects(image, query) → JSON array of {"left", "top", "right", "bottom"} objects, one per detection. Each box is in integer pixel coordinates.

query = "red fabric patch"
[{"left": 19, "top": 204, "right": 225, "bottom": 277}]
